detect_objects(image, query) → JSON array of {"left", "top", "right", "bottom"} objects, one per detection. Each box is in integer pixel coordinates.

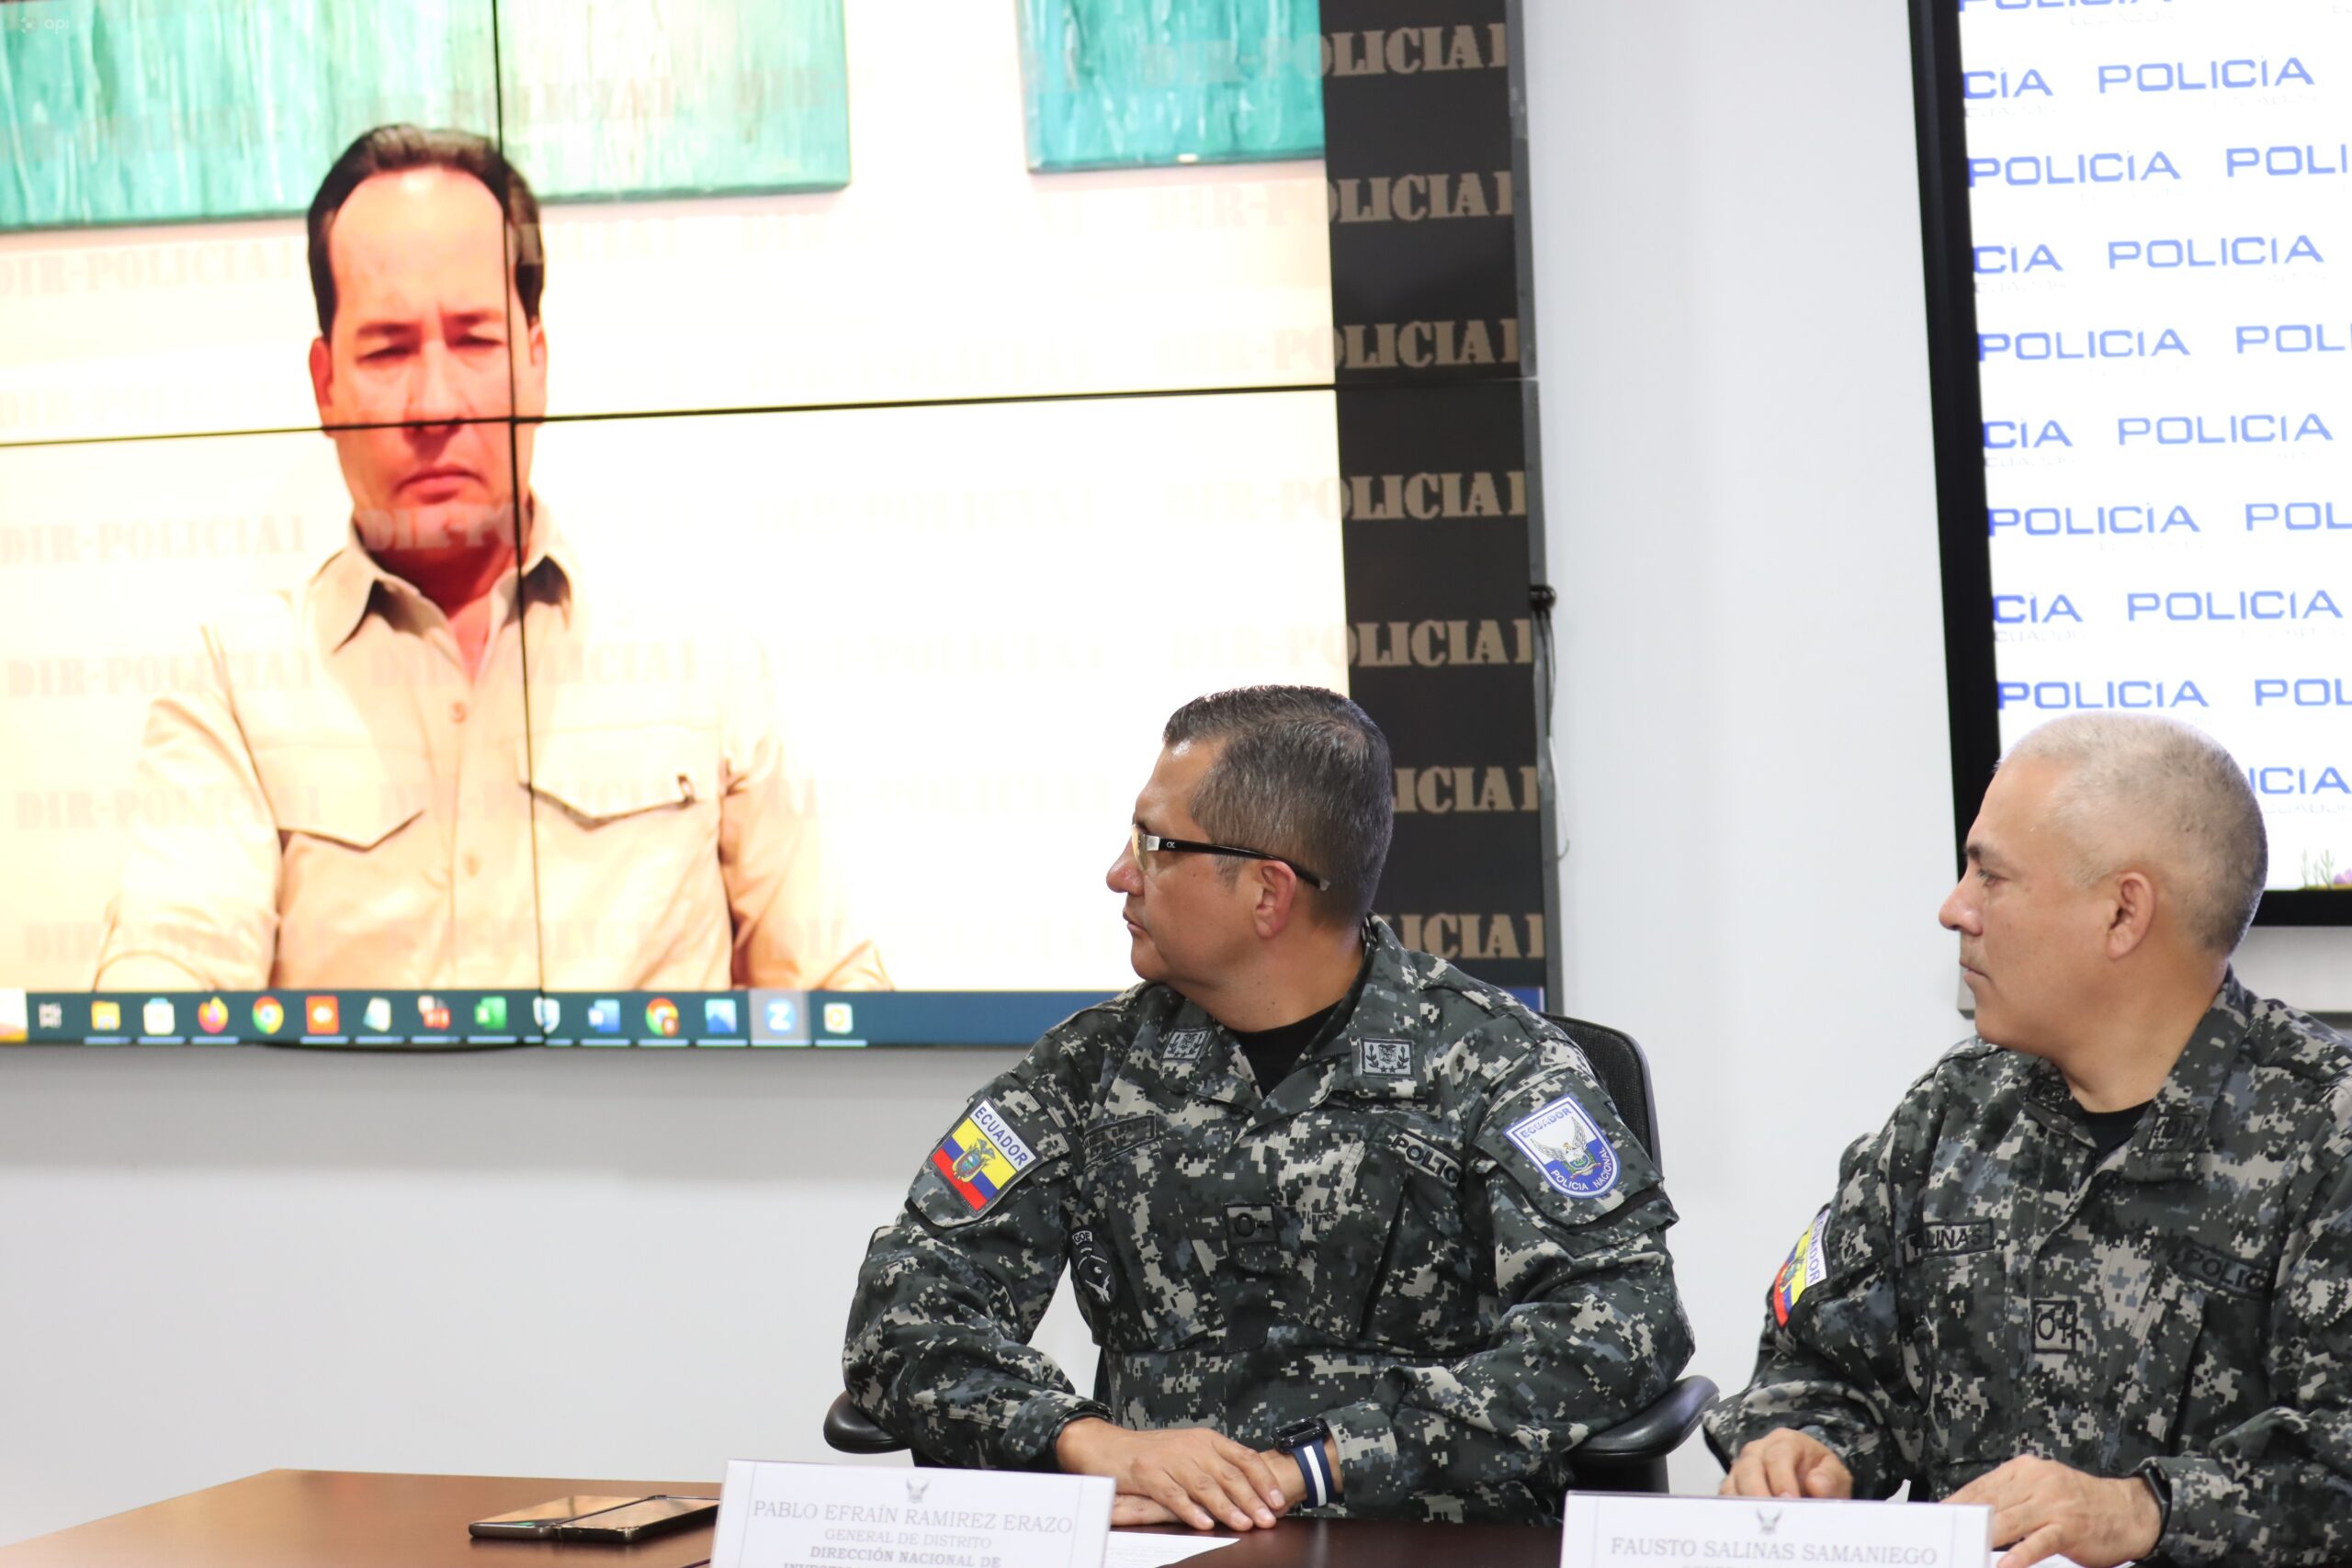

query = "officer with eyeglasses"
[{"left": 843, "top": 685, "right": 1691, "bottom": 1529}]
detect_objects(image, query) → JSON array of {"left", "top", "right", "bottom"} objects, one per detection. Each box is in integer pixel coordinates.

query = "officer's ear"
[
  {"left": 1250, "top": 860, "right": 1302, "bottom": 942},
  {"left": 2104, "top": 867, "right": 2159, "bottom": 961},
  {"left": 309, "top": 335, "right": 336, "bottom": 421}
]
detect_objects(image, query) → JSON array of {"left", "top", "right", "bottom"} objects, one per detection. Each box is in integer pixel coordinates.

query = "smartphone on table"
[
  {"left": 469, "top": 1494, "right": 719, "bottom": 1542},
  {"left": 469, "top": 1495, "right": 641, "bottom": 1539},
  {"left": 551, "top": 1495, "right": 720, "bottom": 1541}
]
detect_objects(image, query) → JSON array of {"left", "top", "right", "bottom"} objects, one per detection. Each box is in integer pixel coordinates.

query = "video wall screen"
[
  {"left": 0, "top": 0, "right": 1356, "bottom": 1045},
  {"left": 1926, "top": 0, "right": 2352, "bottom": 919}
]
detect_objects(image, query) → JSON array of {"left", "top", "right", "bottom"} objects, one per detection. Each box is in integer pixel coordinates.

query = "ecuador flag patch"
[
  {"left": 930, "top": 1099, "right": 1038, "bottom": 1213},
  {"left": 1771, "top": 1205, "right": 1831, "bottom": 1325}
]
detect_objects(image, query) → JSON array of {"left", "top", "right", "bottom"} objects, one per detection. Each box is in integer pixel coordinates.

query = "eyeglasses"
[{"left": 1130, "top": 824, "right": 1329, "bottom": 891}]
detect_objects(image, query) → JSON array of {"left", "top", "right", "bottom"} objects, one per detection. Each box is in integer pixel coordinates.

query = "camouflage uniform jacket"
[
  {"left": 1704, "top": 976, "right": 2352, "bottom": 1566},
  {"left": 844, "top": 921, "right": 1692, "bottom": 1523}
]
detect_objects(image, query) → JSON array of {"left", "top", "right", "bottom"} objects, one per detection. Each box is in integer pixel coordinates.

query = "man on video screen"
[{"left": 92, "top": 125, "right": 886, "bottom": 994}]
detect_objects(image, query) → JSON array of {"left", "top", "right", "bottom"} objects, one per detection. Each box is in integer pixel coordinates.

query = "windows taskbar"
[
  {"left": 1, "top": 983, "right": 1548, "bottom": 1049},
  {"left": 0, "top": 989, "right": 1124, "bottom": 1049}
]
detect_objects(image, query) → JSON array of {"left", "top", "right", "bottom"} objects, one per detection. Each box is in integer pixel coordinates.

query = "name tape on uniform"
[
  {"left": 1561, "top": 1493, "right": 1990, "bottom": 1568},
  {"left": 709, "top": 1459, "right": 1113, "bottom": 1568}
]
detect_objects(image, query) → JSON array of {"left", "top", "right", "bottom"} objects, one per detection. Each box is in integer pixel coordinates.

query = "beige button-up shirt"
[{"left": 94, "top": 512, "right": 887, "bottom": 992}]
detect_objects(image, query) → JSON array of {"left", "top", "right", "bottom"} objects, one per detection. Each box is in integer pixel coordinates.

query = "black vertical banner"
[{"left": 1322, "top": 1, "right": 1553, "bottom": 995}]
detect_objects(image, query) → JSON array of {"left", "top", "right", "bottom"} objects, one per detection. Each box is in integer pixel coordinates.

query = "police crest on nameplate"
[
  {"left": 708, "top": 1460, "right": 1113, "bottom": 1568},
  {"left": 1559, "top": 1493, "right": 1990, "bottom": 1568}
]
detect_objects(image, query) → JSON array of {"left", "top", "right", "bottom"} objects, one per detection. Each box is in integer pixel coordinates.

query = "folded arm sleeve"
[
  {"left": 842, "top": 1018, "right": 1112, "bottom": 1469},
  {"left": 719, "top": 639, "right": 888, "bottom": 990},
  {"left": 93, "top": 627, "right": 278, "bottom": 989},
  {"left": 2141, "top": 1089, "right": 2352, "bottom": 1567},
  {"left": 1702, "top": 1113, "right": 1915, "bottom": 1499},
  {"left": 1322, "top": 1053, "right": 1695, "bottom": 1507}
]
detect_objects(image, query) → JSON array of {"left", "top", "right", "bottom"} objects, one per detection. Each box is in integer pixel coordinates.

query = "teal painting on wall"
[
  {"left": 0, "top": 0, "right": 849, "bottom": 232},
  {"left": 1019, "top": 0, "right": 1323, "bottom": 172},
  {"left": 495, "top": 0, "right": 849, "bottom": 206}
]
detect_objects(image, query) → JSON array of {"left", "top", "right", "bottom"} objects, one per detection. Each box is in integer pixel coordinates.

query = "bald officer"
[{"left": 1708, "top": 715, "right": 2352, "bottom": 1568}]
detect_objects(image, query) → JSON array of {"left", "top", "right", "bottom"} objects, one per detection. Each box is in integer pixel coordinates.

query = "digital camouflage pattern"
[
  {"left": 1705, "top": 976, "right": 2352, "bottom": 1565},
  {"left": 844, "top": 920, "right": 1692, "bottom": 1523}
]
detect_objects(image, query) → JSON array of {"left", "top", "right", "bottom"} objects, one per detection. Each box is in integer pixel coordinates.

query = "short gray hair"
[
  {"left": 2001, "top": 714, "right": 2267, "bottom": 954},
  {"left": 1162, "top": 686, "right": 1393, "bottom": 925}
]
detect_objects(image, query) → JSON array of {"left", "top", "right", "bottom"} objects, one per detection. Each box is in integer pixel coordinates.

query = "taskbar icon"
[
  {"left": 534, "top": 992, "right": 757, "bottom": 1046},
  {"left": 18, "top": 989, "right": 827, "bottom": 1047}
]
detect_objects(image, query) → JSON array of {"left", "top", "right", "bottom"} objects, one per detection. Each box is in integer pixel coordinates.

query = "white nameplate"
[
  {"left": 1562, "top": 1493, "right": 1990, "bottom": 1568},
  {"left": 709, "top": 1459, "right": 1114, "bottom": 1568}
]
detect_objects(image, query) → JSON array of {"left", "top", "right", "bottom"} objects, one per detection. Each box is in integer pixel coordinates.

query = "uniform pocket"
[
  {"left": 2125, "top": 1272, "right": 2210, "bottom": 1455},
  {"left": 250, "top": 747, "right": 438, "bottom": 982},
  {"left": 1075, "top": 1116, "right": 1222, "bottom": 1351},
  {"left": 1249, "top": 1113, "right": 1397, "bottom": 1344},
  {"left": 2168, "top": 1273, "right": 2268, "bottom": 1450},
  {"left": 258, "top": 746, "right": 429, "bottom": 850},
  {"left": 524, "top": 728, "right": 719, "bottom": 825},
  {"left": 1355, "top": 1127, "right": 1484, "bottom": 1354},
  {"left": 1905, "top": 1239, "right": 2009, "bottom": 1464},
  {"left": 522, "top": 728, "right": 726, "bottom": 975}
]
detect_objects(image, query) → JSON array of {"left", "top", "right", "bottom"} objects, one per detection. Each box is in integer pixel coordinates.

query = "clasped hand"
[
  {"left": 1950, "top": 1455, "right": 2161, "bottom": 1568},
  {"left": 1724, "top": 1433, "right": 2161, "bottom": 1568},
  {"left": 1055, "top": 1418, "right": 1310, "bottom": 1531}
]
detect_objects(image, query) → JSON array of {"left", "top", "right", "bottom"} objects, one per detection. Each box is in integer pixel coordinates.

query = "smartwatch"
[
  {"left": 1274, "top": 1417, "right": 1335, "bottom": 1509},
  {"left": 2138, "top": 1466, "right": 2172, "bottom": 1540}
]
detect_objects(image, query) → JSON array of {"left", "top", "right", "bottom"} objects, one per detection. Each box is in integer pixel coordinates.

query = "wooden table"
[{"left": 0, "top": 1470, "right": 1561, "bottom": 1568}]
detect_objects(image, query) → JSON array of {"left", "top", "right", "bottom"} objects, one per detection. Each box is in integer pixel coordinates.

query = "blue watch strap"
[{"left": 1291, "top": 1440, "right": 1333, "bottom": 1508}]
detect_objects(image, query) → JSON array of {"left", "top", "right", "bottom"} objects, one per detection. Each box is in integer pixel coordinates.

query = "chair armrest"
[
  {"left": 824, "top": 1392, "right": 910, "bottom": 1456},
  {"left": 1576, "top": 1376, "right": 1718, "bottom": 1462}
]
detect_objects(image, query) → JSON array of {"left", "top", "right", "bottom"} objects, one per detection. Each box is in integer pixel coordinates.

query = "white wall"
[
  {"left": 0, "top": 1042, "right": 1082, "bottom": 1542},
  {"left": 1524, "top": 0, "right": 2350, "bottom": 1497},
  {"left": 7, "top": 0, "right": 2349, "bottom": 1548},
  {"left": 1523, "top": 0, "right": 1965, "bottom": 1495}
]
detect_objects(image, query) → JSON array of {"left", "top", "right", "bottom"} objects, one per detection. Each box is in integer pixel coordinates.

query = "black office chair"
[
  {"left": 1539, "top": 1013, "right": 1717, "bottom": 1494},
  {"left": 825, "top": 1013, "right": 1714, "bottom": 1494}
]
